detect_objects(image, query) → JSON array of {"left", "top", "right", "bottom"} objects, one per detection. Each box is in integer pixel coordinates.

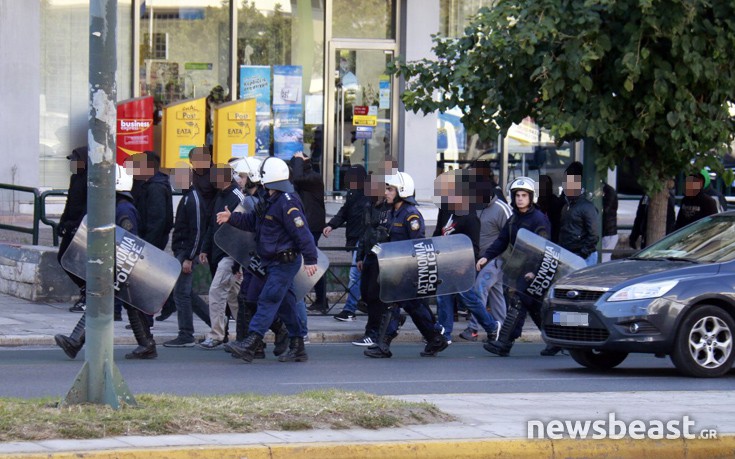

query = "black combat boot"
[
  {"left": 270, "top": 318, "right": 289, "bottom": 356},
  {"left": 420, "top": 333, "right": 449, "bottom": 357},
  {"left": 229, "top": 332, "right": 264, "bottom": 363},
  {"left": 278, "top": 337, "right": 308, "bottom": 362},
  {"left": 125, "top": 308, "right": 157, "bottom": 360},
  {"left": 54, "top": 313, "right": 86, "bottom": 359},
  {"left": 483, "top": 297, "right": 522, "bottom": 357},
  {"left": 364, "top": 305, "right": 397, "bottom": 359}
]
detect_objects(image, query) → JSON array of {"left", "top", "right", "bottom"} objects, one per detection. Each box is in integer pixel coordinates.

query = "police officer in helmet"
[{"left": 217, "top": 156, "right": 318, "bottom": 363}]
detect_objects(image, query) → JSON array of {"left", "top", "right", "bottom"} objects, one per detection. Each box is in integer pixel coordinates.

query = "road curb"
[
  {"left": 1, "top": 436, "right": 733, "bottom": 459},
  {"left": 0, "top": 331, "right": 545, "bottom": 347}
]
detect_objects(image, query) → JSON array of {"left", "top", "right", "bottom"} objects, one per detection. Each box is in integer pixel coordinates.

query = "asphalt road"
[{"left": 2, "top": 343, "right": 734, "bottom": 399}]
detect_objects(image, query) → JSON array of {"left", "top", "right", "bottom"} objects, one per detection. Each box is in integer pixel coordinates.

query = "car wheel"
[
  {"left": 670, "top": 305, "right": 735, "bottom": 378},
  {"left": 569, "top": 349, "right": 628, "bottom": 370}
]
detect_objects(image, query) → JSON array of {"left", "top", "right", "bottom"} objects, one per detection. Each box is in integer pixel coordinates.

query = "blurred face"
[
  {"left": 514, "top": 190, "right": 531, "bottom": 211},
  {"left": 385, "top": 185, "right": 398, "bottom": 204},
  {"left": 189, "top": 150, "right": 212, "bottom": 171},
  {"left": 69, "top": 158, "right": 85, "bottom": 174},
  {"left": 211, "top": 164, "right": 233, "bottom": 190},
  {"left": 565, "top": 174, "right": 582, "bottom": 197},
  {"left": 126, "top": 155, "right": 155, "bottom": 180},
  {"left": 685, "top": 176, "right": 704, "bottom": 197},
  {"left": 170, "top": 165, "right": 192, "bottom": 191}
]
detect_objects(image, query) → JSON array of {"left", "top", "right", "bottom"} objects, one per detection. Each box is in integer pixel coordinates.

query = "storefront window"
[
  {"left": 237, "top": 1, "right": 325, "bottom": 162},
  {"left": 39, "top": 0, "right": 133, "bottom": 188},
  {"left": 139, "top": 1, "right": 230, "bottom": 107},
  {"left": 439, "top": 0, "right": 493, "bottom": 38},
  {"left": 332, "top": 0, "right": 394, "bottom": 40}
]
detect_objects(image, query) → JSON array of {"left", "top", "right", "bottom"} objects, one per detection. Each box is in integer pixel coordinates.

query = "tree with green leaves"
[{"left": 391, "top": 0, "right": 735, "bottom": 244}]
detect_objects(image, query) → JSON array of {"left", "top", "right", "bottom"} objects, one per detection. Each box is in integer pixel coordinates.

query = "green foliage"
[{"left": 391, "top": 0, "right": 735, "bottom": 193}]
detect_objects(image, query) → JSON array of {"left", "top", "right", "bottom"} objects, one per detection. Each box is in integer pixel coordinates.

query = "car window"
[{"left": 637, "top": 215, "right": 735, "bottom": 263}]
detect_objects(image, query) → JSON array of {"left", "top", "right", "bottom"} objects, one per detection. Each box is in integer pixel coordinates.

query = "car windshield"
[{"left": 636, "top": 215, "right": 735, "bottom": 263}]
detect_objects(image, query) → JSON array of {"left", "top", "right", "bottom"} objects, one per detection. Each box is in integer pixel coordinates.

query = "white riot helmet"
[
  {"left": 233, "top": 156, "right": 263, "bottom": 184},
  {"left": 508, "top": 176, "right": 538, "bottom": 203},
  {"left": 115, "top": 163, "right": 134, "bottom": 192},
  {"left": 259, "top": 156, "right": 294, "bottom": 192},
  {"left": 385, "top": 171, "right": 415, "bottom": 199}
]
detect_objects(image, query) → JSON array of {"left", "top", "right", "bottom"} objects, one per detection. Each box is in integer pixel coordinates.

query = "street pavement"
[{"left": 1, "top": 292, "right": 734, "bottom": 458}]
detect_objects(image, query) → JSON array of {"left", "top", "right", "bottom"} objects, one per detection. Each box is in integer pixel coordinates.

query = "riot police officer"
[
  {"left": 364, "top": 171, "right": 449, "bottom": 358},
  {"left": 476, "top": 177, "right": 551, "bottom": 357},
  {"left": 217, "top": 156, "right": 318, "bottom": 363}
]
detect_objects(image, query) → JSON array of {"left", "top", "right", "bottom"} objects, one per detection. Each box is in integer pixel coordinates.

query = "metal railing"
[{"left": 0, "top": 184, "right": 42, "bottom": 245}]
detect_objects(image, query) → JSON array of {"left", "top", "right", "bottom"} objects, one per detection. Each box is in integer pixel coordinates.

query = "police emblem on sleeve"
[
  {"left": 294, "top": 216, "right": 305, "bottom": 228},
  {"left": 410, "top": 219, "right": 420, "bottom": 231}
]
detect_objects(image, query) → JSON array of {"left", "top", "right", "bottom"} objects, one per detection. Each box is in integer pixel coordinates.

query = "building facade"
[{"left": 0, "top": 0, "right": 579, "bottom": 209}]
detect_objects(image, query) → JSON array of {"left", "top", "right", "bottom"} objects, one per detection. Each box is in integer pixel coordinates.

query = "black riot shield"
[
  {"left": 60, "top": 216, "right": 181, "bottom": 315},
  {"left": 376, "top": 234, "right": 475, "bottom": 303},
  {"left": 292, "top": 249, "right": 330, "bottom": 300},
  {"left": 500, "top": 228, "right": 586, "bottom": 301},
  {"left": 214, "top": 222, "right": 258, "bottom": 268}
]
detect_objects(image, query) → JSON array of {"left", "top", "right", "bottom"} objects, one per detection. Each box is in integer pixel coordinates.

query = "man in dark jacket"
[
  {"left": 58, "top": 146, "right": 88, "bottom": 313},
  {"left": 198, "top": 165, "right": 245, "bottom": 349},
  {"left": 128, "top": 151, "right": 175, "bottom": 321},
  {"left": 601, "top": 182, "right": 618, "bottom": 262},
  {"left": 558, "top": 161, "right": 600, "bottom": 266},
  {"left": 163, "top": 165, "right": 212, "bottom": 347},
  {"left": 290, "top": 153, "right": 328, "bottom": 313},
  {"left": 675, "top": 171, "right": 719, "bottom": 230},
  {"left": 323, "top": 165, "right": 371, "bottom": 321}
]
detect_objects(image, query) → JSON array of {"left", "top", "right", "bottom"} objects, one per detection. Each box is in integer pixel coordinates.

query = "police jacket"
[
  {"left": 387, "top": 202, "right": 425, "bottom": 242},
  {"left": 202, "top": 180, "right": 245, "bottom": 265},
  {"left": 326, "top": 188, "right": 372, "bottom": 247},
  {"left": 135, "top": 171, "right": 174, "bottom": 250},
  {"left": 558, "top": 194, "right": 600, "bottom": 259},
  {"left": 228, "top": 191, "right": 318, "bottom": 267},
  {"left": 432, "top": 209, "right": 480, "bottom": 260},
  {"left": 59, "top": 147, "right": 88, "bottom": 237},
  {"left": 115, "top": 193, "right": 139, "bottom": 236},
  {"left": 675, "top": 192, "right": 719, "bottom": 230},
  {"left": 171, "top": 186, "right": 207, "bottom": 261},
  {"left": 482, "top": 205, "right": 551, "bottom": 261},
  {"left": 356, "top": 199, "right": 390, "bottom": 261},
  {"left": 291, "top": 157, "right": 326, "bottom": 233}
]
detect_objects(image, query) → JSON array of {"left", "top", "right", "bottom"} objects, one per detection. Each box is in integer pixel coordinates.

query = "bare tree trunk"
[{"left": 646, "top": 187, "right": 669, "bottom": 246}]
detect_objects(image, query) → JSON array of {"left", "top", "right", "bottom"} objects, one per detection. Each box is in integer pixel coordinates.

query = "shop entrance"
[{"left": 324, "top": 40, "right": 397, "bottom": 194}]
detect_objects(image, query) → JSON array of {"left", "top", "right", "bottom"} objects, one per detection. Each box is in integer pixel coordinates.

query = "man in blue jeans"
[
  {"left": 323, "top": 165, "right": 372, "bottom": 321},
  {"left": 163, "top": 164, "right": 211, "bottom": 347}
]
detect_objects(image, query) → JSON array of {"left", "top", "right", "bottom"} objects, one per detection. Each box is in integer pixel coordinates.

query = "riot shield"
[
  {"left": 376, "top": 234, "right": 475, "bottom": 303},
  {"left": 214, "top": 215, "right": 258, "bottom": 268},
  {"left": 292, "top": 249, "right": 330, "bottom": 300},
  {"left": 60, "top": 216, "right": 181, "bottom": 315},
  {"left": 500, "top": 228, "right": 586, "bottom": 300}
]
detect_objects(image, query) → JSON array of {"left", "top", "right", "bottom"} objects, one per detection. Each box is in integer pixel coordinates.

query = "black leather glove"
[{"left": 628, "top": 237, "right": 638, "bottom": 250}]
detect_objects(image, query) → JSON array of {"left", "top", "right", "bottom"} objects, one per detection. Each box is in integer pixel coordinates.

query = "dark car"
[{"left": 542, "top": 212, "right": 735, "bottom": 377}]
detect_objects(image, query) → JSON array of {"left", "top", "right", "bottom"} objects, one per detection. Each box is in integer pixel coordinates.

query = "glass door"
[{"left": 325, "top": 40, "right": 397, "bottom": 194}]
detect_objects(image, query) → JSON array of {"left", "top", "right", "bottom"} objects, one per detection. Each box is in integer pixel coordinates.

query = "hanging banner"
[
  {"left": 116, "top": 96, "right": 154, "bottom": 165},
  {"left": 213, "top": 98, "right": 257, "bottom": 164},
  {"left": 239, "top": 65, "right": 271, "bottom": 156},
  {"left": 273, "top": 65, "right": 304, "bottom": 160},
  {"left": 160, "top": 97, "right": 207, "bottom": 168}
]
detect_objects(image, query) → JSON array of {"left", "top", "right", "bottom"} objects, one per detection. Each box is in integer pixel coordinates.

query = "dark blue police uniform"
[{"left": 229, "top": 190, "right": 317, "bottom": 338}]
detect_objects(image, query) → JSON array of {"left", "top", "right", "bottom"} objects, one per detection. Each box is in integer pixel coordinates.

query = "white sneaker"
[{"left": 352, "top": 336, "right": 374, "bottom": 347}]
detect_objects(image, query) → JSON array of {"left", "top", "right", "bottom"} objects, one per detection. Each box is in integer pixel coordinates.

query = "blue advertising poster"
[
  {"left": 273, "top": 65, "right": 303, "bottom": 160},
  {"left": 239, "top": 65, "right": 271, "bottom": 155}
]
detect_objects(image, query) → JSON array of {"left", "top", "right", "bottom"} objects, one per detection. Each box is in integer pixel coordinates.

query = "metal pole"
[{"left": 64, "top": 0, "right": 135, "bottom": 409}]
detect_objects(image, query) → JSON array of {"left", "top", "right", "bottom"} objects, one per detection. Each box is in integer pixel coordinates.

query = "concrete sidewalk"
[{"left": 0, "top": 291, "right": 542, "bottom": 347}]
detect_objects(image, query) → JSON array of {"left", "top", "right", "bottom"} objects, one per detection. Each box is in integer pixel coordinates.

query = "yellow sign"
[
  {"left": 353, "top": 115, "right": 378, "bottom": 127},
  {"left": 161, "top": 97, "right": 207, "bottom": 168},
  {"left": 213, "top": 98, "right": 256, "bottom": 164}
]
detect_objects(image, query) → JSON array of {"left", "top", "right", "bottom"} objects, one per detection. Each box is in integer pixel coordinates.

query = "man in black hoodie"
[
  {"left": 323, "top": 165, "right": 371, "bottom": 321},
  {"left": 59, "top": 146, "right": 88, "bottom": 313}
]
